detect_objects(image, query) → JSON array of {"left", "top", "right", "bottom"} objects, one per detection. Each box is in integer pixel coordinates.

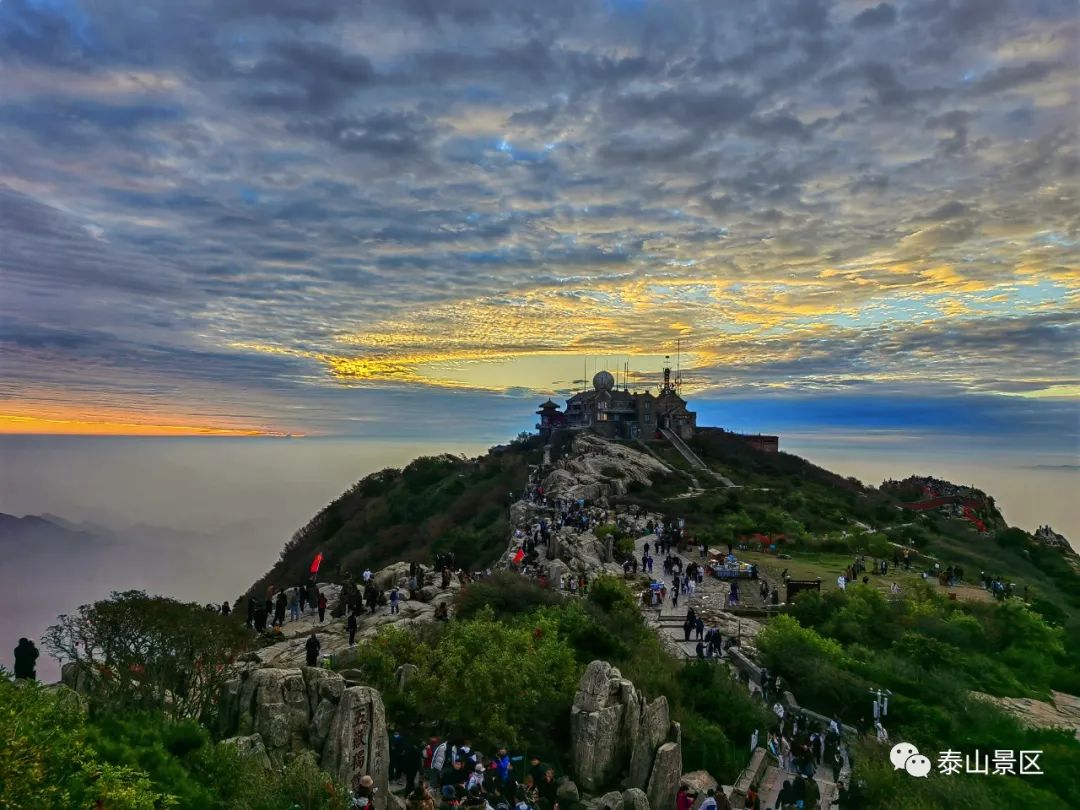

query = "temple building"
[{"left": 537, "top": 360, "right": 697, "bottom": 441}]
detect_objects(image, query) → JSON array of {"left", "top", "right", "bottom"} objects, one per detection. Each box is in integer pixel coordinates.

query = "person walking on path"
[
  {"left": 318, "top": 591, "right": 328, "bottom": 622},
  {"left": 305, "top": 632, "right": 321, "bottom": 667},
  {"left": 13, "top": 638, "right": 38, "bottom": 680}
]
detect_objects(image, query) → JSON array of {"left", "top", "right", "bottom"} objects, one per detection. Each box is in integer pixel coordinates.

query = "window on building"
[
  {"left": 644, "top": 414, "right": 652, "bottom": 423},
  {"left": 644, "top": 401, "right": 651, "bottom": 410}
]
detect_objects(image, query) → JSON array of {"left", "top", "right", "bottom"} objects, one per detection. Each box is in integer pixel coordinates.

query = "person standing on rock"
[
  {"left": 254, "top": 601, "right": 268, "bottom": 632},
  {"left": 682, "top": 617, "right": 693, "bottom": 641},
  {"left": 305, "top": 632, "right": 320, "bottom": 667},
  {"left": 13, "top": 638, "right": 38, "bottom": 680},
  {"left": 289, "top": 589, "right": 300, "bottom": 622},
  {"left": 317, "top": 590, "right": 328, "bottom": 622},
  {"left": 220, "top": 600, "right": 231, "bottom": 616},
  {"left": 390, "top": 586, "right": 401, "bottom": 614},
  {"left": 273, "top": 591, "right": 287, "bottom": 626},
  {"left": 348, "top": 610, "right": 358, "bottom": 645}
]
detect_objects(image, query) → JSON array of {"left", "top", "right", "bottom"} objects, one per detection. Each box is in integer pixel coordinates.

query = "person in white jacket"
[{"left": 428, "top": 738, "right": 448, "bottom": 790}]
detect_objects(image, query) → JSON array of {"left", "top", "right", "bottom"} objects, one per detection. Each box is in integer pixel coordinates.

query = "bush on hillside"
[
  {"left": 0, "top": 674, "right": 165, "bottom": 809},
  {"left": 43, "top": 590, "right": 250, "bottom": 722},
  {"left": 454, "top": 572, "right": 564, "bottom": 620},
  {"left": 408, "top": 607, "right": 580, "bottom": 750}
]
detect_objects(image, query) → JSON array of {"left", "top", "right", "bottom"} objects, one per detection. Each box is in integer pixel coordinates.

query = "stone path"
[
  {"left": 633, "top": 533, "right": 765, "bottom": 659},
  {"left": 626, "top": 533, "right": 851, "bottom": 809}
]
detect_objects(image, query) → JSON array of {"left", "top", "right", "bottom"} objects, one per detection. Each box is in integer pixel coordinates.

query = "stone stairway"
[
  {"left": 659, "top": 428, "right": 736, "bottom": 487},
  {"left": 758, "top": 761, "right": 845, "bottom": 810}
]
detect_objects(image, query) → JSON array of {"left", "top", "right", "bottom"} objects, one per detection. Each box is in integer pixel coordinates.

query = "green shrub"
[
  {"left": 0, "top": 675, "right": 166, "bottom": 809},
  {"left": 454, "top": 572, "right": 564, "bottom": 620}
]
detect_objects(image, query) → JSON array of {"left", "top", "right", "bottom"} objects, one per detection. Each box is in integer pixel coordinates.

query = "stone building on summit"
[
  {"left": 537, "top": 360, "right": 697, "bottom": 441},
  {"left": 536, "top": 357, "right": 780, "bottom": 453}
]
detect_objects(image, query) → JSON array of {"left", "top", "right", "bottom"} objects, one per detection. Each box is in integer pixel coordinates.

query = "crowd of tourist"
[{"left": 369, "top": 734, "right": 566, "bottom": 810}]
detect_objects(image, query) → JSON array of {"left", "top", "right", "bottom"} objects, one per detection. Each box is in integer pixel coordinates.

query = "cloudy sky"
[{"left": 0, "top": 0, "right": 1077, "bottom": 447}]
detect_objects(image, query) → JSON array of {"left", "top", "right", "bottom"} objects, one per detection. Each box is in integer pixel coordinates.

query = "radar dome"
[{"left": 592, "top": 370, "right": 615, "bottom": 391}]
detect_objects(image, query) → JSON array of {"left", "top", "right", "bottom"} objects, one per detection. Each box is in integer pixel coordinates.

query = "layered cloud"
[{"left": 0, "top": 0, "right": 1076, "bottom": 437}]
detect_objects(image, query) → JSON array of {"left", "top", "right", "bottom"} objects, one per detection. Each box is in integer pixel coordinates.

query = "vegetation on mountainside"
[
  {"left": 341, "top": 575, "right": 770, "bottom": 783},
  {"left": 757, "top": 584, "right": 1080, "bottom": 808},
  {"left": 250, "top": 447, "right": 537, "bottom": 597},
  {"left": 0, "top": 674, "right": 165, "bottom": 809},
  {"left": 12, "top": 591, "right": 350, "bottom": 810},
  {"left": 44, "top": 591, "right": 250, "bottom": 722}
]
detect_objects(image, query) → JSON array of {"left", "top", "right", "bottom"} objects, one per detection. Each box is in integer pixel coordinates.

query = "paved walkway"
[{"left": 625, "top": 532, "right": 849, "bottom": 809}]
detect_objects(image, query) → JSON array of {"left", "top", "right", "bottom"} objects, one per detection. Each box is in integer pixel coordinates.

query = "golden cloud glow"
[{"left": 0, "top": 413, "right": 280, "bottom": 437}]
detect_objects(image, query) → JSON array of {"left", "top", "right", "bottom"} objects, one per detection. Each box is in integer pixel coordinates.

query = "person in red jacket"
[{"left": 676, "top": 785, "right": 694, "bottom": 810}]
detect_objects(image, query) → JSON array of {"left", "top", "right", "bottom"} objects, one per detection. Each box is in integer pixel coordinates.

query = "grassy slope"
[{"left": 246, "top": 440, "right": 539, "bottom": 596}]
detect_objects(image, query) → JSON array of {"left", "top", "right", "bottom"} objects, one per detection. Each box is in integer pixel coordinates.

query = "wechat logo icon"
[{"left": 890, "top": 742, "right": 930, "bottom": 777}]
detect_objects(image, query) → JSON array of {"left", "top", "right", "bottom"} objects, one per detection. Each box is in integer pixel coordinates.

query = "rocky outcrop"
[
  {"left": 622, "top": 788, "right": 651, "bottom": 810},
  {"left": 646, "top": 742, "right": 682, "bottom": 810},
  {"left": 971, "top": 689, "right": 1080, "bottom": 741},
  {"left": 219, "top": 665, "right": 388, "bottom": 801},
  {"left": 680, "top": 771, "right": 717, "bottom": 809},
  {"left": 221, "top": 733, "right": 272, "bottom": 770},
  {"left": 323, "top": 685, "right": 391, "bottom": 800},
  {"left": 543, "top": 435, "right": 673, "bottom": 504},
  {"left": 571, "top": 661, "right": 681, "bottom": 795}
]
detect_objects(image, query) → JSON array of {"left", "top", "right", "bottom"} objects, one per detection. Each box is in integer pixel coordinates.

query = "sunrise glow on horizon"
[{"left": 0, "top": 0, "right": 1075, "bottom": 444}]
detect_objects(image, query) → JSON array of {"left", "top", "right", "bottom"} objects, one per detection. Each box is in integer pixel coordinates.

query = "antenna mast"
[{"left": 676, "top": 339, "right": 681, "bottom": 392}]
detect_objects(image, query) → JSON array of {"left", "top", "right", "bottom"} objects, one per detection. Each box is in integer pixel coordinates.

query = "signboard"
[{"left": 786, "top": 578, "right": 821, "bottom": 603}]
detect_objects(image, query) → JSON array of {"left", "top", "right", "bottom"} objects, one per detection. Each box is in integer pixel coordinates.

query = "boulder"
[
  {"left": 646, "top": 742, "right": 682, "bottom": 810},
  {"left": 304, "top": 665, "right": 344, "bottom": 714},
  {"left": 219, "top": 663, "right": 391, "bottom": 802},
  {"left": 416, "top": 585, "right": 440, "bottom": 603},
  {"left": 374, "top": 562, "right": 411, "bottom": 591},
  {"left": 322, "top": 685, "right": 390, "bottom": 801},
  {"left": 627, "top": 697, "right": 669, "bottom": 789},
  {"left": 222, "top": 734, "right": 272, "bottom": 770},
  {"left": 395, "top": 663, "right": 418, "bottom": 691},
  {"left": 622, "top": 788, "right": 650, "bottom": 810},
  {"left": 681, "top": 771, "right": 718, "bottom": 809},
  {"left": 571, "top": 660, "right": 673, "bottom": 794},
  {"left": 557, "top": 779, "right": 581, "bottom": 804},
  {"left": 60, "top": 661, "right": 97, "bottom": 696},
  {"left": 595, "top": 791, "right": 625, "bottom": 810}
]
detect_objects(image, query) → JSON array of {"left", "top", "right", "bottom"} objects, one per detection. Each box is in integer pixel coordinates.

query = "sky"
[{"left": 0, "top": 0, "right": 1077, "bottom": 458}]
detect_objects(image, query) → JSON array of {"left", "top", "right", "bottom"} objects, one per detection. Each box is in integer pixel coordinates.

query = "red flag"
[
  {"left": 310, "top": 552, "right": 324, "bottom": 574},
  {"left": 512, "top": 548, "right": 525, "bottom": 565}
]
